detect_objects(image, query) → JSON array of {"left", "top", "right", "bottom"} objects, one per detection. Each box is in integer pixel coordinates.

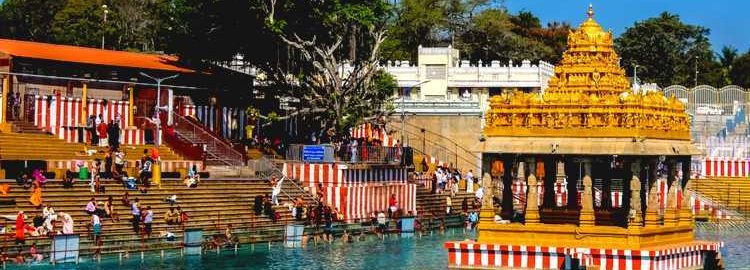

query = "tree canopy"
[{"left": 615, "top": 12, "right": 729, "bottom": 87}]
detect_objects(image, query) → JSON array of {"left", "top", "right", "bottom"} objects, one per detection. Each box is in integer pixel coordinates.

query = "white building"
[{"left": 382, "top": 46, "right": 555, "bottom": 115}]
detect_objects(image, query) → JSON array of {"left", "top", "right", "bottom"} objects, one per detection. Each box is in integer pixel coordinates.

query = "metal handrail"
[
  {"left": 401, "top": 129, "right": 480, "bottom": 171},
  {"left": 172, "top": 112, "right": 244, "bottom": 166},
  {"left": 401, "top": 120, "right": 475, "bottom": 156},
  {"left": 256, "top": 157, "right": 317, "bottom": 203}
]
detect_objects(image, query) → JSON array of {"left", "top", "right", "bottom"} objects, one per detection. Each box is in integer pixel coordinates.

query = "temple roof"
[
  {"left": 480, "top": 5, "right": 692, "bottom": 147},
  {"left": 0, "top": 39, "right": 195, "bottom": 73}
]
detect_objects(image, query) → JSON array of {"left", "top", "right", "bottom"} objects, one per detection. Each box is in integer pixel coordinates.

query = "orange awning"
[{"left": 0, "top": 39, "right": 194, "bottom": 73}]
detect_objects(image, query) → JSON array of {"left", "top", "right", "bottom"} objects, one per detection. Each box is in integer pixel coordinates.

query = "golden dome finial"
[{"left": 587, "top": 3, "right": 594, "bottom": 19}]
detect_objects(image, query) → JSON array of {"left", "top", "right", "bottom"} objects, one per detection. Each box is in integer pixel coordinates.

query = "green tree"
[
  {"left": 0, "top": 0, "right": 65, "bottom": 42},
  {"left": 456, "top": 8, "right": 564, "bottom": 64},
  {"left": 51, "top": 0, "right": 108, "bottom": 47},
  {"left": 382, "top": 0, "right": 492, "bottom": 61},
  {"left": 108, "top": 0, "right": 176, "bottom": 52},
  {"left": 615, "top": 12, "right": 724, "bottom": 87},
  {"left": 257, "top": 0, "right": 397, "bottom": 136},
  {"left": 730, "top": 52, "right": 750, "bottom": 88}
]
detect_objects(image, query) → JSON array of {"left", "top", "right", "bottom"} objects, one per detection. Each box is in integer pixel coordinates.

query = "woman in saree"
[{"left": 29, "top": 180, "right": 43, "bottom": 207}]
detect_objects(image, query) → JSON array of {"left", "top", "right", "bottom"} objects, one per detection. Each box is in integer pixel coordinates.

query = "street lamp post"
[
  {"left": 101, "top": 5, "right": 109, "bottom": 49},
  {"left": 140, "top": 72, "right": 178, "bottom": 188},
  {"left": 400, "top": 80, "right": 430, "bottom": 147},
  {"left": 139, "top": 72, "right": 179, "bottom": 147}
]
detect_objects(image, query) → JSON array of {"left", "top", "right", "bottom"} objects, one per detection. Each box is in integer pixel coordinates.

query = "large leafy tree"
[
  {"left": 382, "top": 0, "right": 492, "bottom": 61},
  {"left": 51, "top": 0, "right": 109, "bottom": 47},
  {"left": 456, "top": 8, "right": 568, "bottom": 64},
  {"left": 730, "top": 51, "right": 750, "bottom": 88},
  {"left": 258, "top": 0, "right": 397, "bottom": 137},
  {"left": 0, "top": 0, "right": 176, "bottom": 52},
  {"left": 0, "top": 0, "right": 65, "bottom": 42},
  {"left": 172, "top": 0, "right": 397, "bottom": 138},
  {"left": 615, "top": 12, "right": 724, "bottom": 87}
]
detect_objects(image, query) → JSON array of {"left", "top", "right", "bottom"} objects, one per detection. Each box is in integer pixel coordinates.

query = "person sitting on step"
[
  {"left": 165, "top": 195, "right": 177, "bottom": 205},
  {"left": 164, "top": 207, "right": 180, "bottom": 225},
  {"left": 62, "top": 170, "right": 75, "bottom": 188}
]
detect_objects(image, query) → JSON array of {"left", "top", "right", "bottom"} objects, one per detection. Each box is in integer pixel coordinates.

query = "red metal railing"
[
  {"left": 162, "top": 127, "right": 205, "bottom": 161},
  {"left": 172, "top": 112, "right": 245, "bottom": 166}
]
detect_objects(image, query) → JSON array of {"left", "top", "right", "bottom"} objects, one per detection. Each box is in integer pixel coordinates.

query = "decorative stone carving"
[{"left": 482, "top": 6, "right": 691, "bottom": 140}]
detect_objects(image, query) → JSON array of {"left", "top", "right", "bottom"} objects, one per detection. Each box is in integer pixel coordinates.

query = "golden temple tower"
[
  {"left": 483, "top": 4, "right": 691, "bottom": 141},
  {"left": 447, "top": 5, "right": 723, "bottom": 270}
]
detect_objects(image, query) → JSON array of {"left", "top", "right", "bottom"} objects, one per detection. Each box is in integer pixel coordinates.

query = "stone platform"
[{"left": 445, "top": 241, "right": 722, "bottom": 270}]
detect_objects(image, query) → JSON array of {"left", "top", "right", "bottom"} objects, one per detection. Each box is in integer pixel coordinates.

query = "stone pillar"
[
  {"left": 0, "top": 75, "right": 10, "bottom": 133},
  {"left": 81, "top": 82, "right": 88, "bottom": 125},
  {"left": 628, "top": 161, "right": 643, "bottom": 227},
  {"left": 480, "top": 173, "right": 496, "bottom": 223},
  {"left": 679, "top": 181, "right": 694, "bottom": 226},
  {"left": 128, "top": 86, "right": 134, "bottom": 127},
  {"left": 579, "top": 159, "right": 595, "bottom": 227},
  {"left": 1, "top": 75, "right": 7, "bottom": 124},
  {"left": 644, "top": 182, "right": 661, "bottom": 227},
  {"left": 525, "top": 158, "right": 540, "bottom": 224},
  {"left": 511, "top": 161, "right": 529, "bottom": 219},
  {"left": 664, "top": 175, "right": 680, "bottom": 226}
]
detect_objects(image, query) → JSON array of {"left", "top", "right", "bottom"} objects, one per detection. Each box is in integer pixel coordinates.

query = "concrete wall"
[{"left": 392, "top": 114, "right": 482, "bottom": 171}]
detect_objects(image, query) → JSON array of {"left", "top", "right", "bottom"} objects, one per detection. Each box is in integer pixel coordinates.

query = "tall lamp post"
[
  {"left": 400, "top": 80, "right": 431, "bottom": 147},
  {"left": 139, "top": 72, "right": 179, "bottom": 147},
  {"left": 140, "top": 72, "right": 178, "bottom": 187},
  {"left": 101, "top": 5, "right": 109, "bottom": 49}
]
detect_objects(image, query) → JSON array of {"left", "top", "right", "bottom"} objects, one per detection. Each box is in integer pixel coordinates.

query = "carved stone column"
[
  {"left": 525, "top": 158, "right": 540, "bottom": 224},
  {"left": 644, "top": 182, "right": 661, "bottom": 227},
  {"left": 679, "top": 181, "right": 694, "bottom": 226},
  {"left": 579, "top": 159, "right": 595, "bottom": 227},
  {"left": 663, "top": 179, "right": 680, "bottom": 226},
  {"left": 628, "top": 161, "right": 643, "bottom": 227},
  {"left": 480, "top": 173, "right": 496, "bottom": 223}
]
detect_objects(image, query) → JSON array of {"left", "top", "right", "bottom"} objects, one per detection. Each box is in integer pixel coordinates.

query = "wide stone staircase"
[
  {"left": 692, "top": 177, "right": 750, "bottom": 217},
  {"left": 415, "top": 178, "right": 477, "bottom": 229},
  {"left": 8, "top": 121, "right": 48, "bottom": 134},
  {"left": 0, "top": 132, "right": 181, "bottom": 161},
  {"left": 0, "top": 177, "right": 315, "bottom": 256}
]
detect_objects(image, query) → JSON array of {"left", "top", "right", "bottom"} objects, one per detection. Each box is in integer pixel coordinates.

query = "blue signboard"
[{"left": 303, "top": 145, "right": 326, "bottom": 162}]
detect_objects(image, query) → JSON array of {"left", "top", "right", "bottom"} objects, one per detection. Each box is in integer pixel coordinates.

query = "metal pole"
[
  {"left": 156, "top": 79, "right": 161, "bottom": 147},
  {"left": 401, "top": 87, "right": 405, "bottom": 146},
  {"left": 101, "top": 5, "right": 108, "bottom": 49}
]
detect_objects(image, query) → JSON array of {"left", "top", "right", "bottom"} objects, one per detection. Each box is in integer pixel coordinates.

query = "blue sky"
[{"left": 504, "top": 0, "right": 749, "bottom": 53}]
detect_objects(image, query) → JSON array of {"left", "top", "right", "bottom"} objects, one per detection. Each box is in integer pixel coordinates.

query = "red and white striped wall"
[
  {"left": 47, "top": 160, "right": 203, "bottom": 172},
  {"left": 180, "top": 104, "right": 196, "bottom": 118},
  {"left": 52, "top": 126, "right": 149, "bottom": 145},
  {"left": 282, "top": 162, "right": 407, "bottom": 191},
  {"left": 702, "top": 157, "right": 750, "bottom": 177},
  {"left": 351, "top": 123, "right": 398, "bottom": 147},
  {"left": 34, "top": 95, "right": 130, "bottom": 130},
  {"left": 282, "top": 163, "right": 344, "bottom": 189},
  {"left": 32, "top": 95, "right": 153, "bottom": 145},
  {"left": 444, "top": 241, "right": 722, "bottom": 270},
  {"left": 323, "top": 183, "right": 417, "bottom": 221}
]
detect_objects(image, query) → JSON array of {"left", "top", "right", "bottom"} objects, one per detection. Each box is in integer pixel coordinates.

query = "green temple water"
[{"left": 7, "top": 225, "right": 748, "bottom": 269}]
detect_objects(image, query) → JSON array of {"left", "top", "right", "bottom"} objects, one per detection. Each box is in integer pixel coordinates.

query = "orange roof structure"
[{"left": 0, "top": 39, "right": 195, "bottom": 73}]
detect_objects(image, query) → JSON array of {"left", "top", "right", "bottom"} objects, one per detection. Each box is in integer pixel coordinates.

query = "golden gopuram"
[{"left": 445, "top": 5, "right": 722, "bottom": 270}]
